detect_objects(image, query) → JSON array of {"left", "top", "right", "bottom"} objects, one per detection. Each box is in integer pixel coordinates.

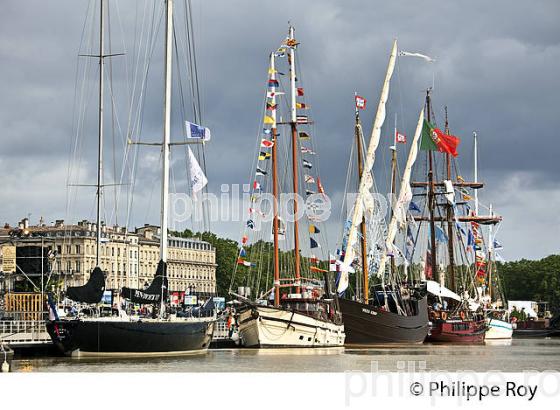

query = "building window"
[
  {"left": 66, "top": 261, "right": 72, "bottom": 272},
  {"left": 66, "top": 245, "right": 71, "bottom": 254},
  {"left": 76, "top": 245, "right": 81, "bottom": 254},
  {"left": 76, "top": 260, "right": 81, "bottom": 273}
]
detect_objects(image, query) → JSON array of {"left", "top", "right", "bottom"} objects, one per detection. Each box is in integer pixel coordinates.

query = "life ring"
[
  {"left": 441, "top": 311, "right": 448, "bottom": 321},
  {"left": 459, "top": 311, "right": 466, "bottom": 320}
]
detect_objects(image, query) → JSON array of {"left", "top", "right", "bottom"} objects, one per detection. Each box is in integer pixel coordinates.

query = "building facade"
[{"left": 0, "top": 218, "right": 216, "bottom": 296}]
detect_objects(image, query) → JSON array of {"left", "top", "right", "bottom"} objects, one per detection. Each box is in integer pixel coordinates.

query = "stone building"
[{"left": 0, "top": 218, "right": 216, "bottom": 296}]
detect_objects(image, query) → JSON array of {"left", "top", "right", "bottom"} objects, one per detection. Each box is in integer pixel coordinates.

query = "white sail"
[
  {"left": 188, "top": 146, "right": 208, "bottom": 195},
  {"left": 376, "top": 108, "right": 424, "bottom": 278},
  {"left": 337, "top": 40, "right": 398, "bottom": 293}
]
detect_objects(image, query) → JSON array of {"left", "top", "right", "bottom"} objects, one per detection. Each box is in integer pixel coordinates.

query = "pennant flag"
[
  {"left": 493, "top": 239, "right": 504, "bottom": 250},
  {"left": 256, "top": 167, "right": 267, "bottom": 176},
  {"left": 188, "top": 147, "right": 208, "bottom": 195},
  {"left": 420, "top": 119, "right": 460, "bottom": 157},
  {"left": 250, "top": 194, "right": 258, "bottom": 203},
  {"left": 268, "top": 79, "right": 279, "bottom": 88},
  {"left": 398, "top": 51, "right": 436, "bottom": 63},
  {"left": 268, "top": 68, "right": 277, "bottom": 74},
  {"left": 237, "top": 258, "right": 255, "bottom": 268},
  {"left": 275, "top": 47, "right": 287, "bottom": 57},
  {"left": 297, "top": 87, "right": 304, "bottom": 96},
  {"left": 467, "top": 229, "right": 475, "bottom": 252},
  {"left": 258, "top": 151, "right": 271, "bottom": 160},
  {"left": 266, "top": 91, "right": 284, "bottom": 98},
  {"left": 246, "top": 219, "right": 255, "bottom": 229},
  {"left": 329, "top": 254, "right": 337, "bottom": 272},
  {"left": 286, "top": 38, "right": 299, "bottom": 47},
  {"left": 302, "top": 159, "right": 313, "bottom": 169},
  {"left": 301, "top": 146, "right": 316, "bottom": 155},
  {"left": 463, "top": 194, "right": 473, "bottom": 201},
  {"left": 317, "top": 177, "right": 325, "bottom": 194},
  {"left": 310, "top": 238, "right": 320, "bottom": 248},
  {"left": 185, "top": 121, "right": 211, "bottom": 142},
  {"left": 396, "top": 130, "right": 407, "bottom": 143},
  {"left": 309, "top": 225, "right": 320, "bottom": 234},
  {"left": 266, "top": 103, "right": 277, "bottom": 111},
  {"left": 310, "top": 254, "right": 319, "bottom": 264},
  {"left": 253, "top": 180, "right": 261, "bottom": 191},
  {"left": 263, "top": 128, "right": 272, "bottom": 135},
  {"left": 435, "top": 226, "right": 448, "bottom": 243},
  {"left": 355, "top": 95, "right": 366, "bottom": 110},
  {"left": 456, "top": 222, "right": 466, "bottom": 236},
  {"left": 261, "top": 139, "right": 274, "bottom": 148},
  {"left": 296, "top": 115, "right": 309, "bottom": 124},
  {"left": 299, "top": 132, "right": 310, "bottom": 140},
  {"left": 264, "top": 115, "right": 275, "bottom": 124},
  {"left": 239, "top": 248, "right": 247, "bottom": 257},
  {"left": 241, "top": 235, "right": 248, "bottom": 244},
  {"left": 305, "top": 189, "right": 316, "bottom": 196},
  {"left": 409, "top": 201, "right": 421, "bottom": 212},
  {"left": 304, "top": 174, "right": 315, "bottom": 184},
  {"left": 296, "top": 103, "right": 309, "bottom": 109},
  {"left": 310, "top": 266, "right": 328, "bottom": 273}
]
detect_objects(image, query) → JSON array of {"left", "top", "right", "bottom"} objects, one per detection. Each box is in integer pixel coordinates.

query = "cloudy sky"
[{"left": 1, "top": 0, "right": 559, "bottom": 261}]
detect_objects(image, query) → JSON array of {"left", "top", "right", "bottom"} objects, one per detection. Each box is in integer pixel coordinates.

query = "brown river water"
[{"left": 10, "top": 338, "right": 560, "bottom": 372}]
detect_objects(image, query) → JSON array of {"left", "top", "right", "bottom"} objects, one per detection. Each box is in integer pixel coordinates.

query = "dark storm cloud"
[{"left": 1, "top": 0, "right": 559, "bottom": 260}]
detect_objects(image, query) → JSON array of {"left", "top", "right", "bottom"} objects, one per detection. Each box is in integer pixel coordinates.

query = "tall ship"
[
  {"left": 335, "top": 40, "right": 428, "bottom": 345},
  {"left": 410, "top": 91, "right": 501, "bottom": 344},
  {"left": 230, "top": 27, "right": 345, "bottom": 348},
  {"left": 46, "top": 0, "right": 215, "bottom": 356}
]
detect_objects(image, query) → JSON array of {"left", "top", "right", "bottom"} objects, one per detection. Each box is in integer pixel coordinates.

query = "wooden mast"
[
  {"left": 270, "top": 52, "right": 280, "bottom": 306},
  {"left": 389, "top": 115, "right": 398, "bottom": 280},
  {"left": 426, "top": 90, "right": 438, "bottom": 283},
  {"left": 355, "top": 106, "right": 369, "bottom": 304},
  {"left": 288, "top": 26, "right": 301, "bottom": 294},
  {"left": 444, "top": 107, "right": 456, "bottom": 291}
]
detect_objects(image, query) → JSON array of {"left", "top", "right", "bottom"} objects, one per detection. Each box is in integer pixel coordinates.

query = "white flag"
[
  {"left": 188, "top": 147, "right": 208, "bottom": 195},
  {"left": 398, "top": 51, "right": 436, "bottom": 63}
]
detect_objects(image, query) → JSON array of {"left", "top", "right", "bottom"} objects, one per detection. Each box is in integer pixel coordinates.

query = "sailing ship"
[
  {"left": 46, "top": 0, "right": 215, "bottom": 356},
  {"left": 336, "top": 40, "right": 429, "bottom": 345},
  {"left": 410, "top": 92, "right": 501, "bottom": 344},
  {"left": 231, "top": 27, "right": 345, "bottom": 348}
]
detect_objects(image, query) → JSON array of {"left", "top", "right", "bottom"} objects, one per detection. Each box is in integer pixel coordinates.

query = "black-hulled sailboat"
[
  {"left": 336, "top": 41, "right": 428, "bottom": 345},
  {"left": 46, "top": 0, "right": 215, "bottom": 356}
]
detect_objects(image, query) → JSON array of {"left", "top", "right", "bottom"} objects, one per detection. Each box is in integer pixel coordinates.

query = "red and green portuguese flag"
[{"left": 420, "top": 120, "right": 460, "bottom": 157}]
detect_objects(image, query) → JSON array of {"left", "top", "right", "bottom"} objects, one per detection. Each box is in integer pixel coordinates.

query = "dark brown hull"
[
  {"left": 339, "top": 296, "right": 429, "bottom": 345},
  {"left": 427, "top": 319, "right": 487, "bottom": 344}
]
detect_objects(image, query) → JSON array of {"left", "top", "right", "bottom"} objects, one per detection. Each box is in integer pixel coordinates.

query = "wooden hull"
[
  {"left": 46, "top": 317, "right": 215, "bottom": 357},
  {"left": 238, "top": 306, "right": 345, "bottom": 348},
  {"left": 427, "top": 319, "right": 487, "bottom": 344},
  {"left": 339, "top": 296, "right": 429, "bottom": 345}
]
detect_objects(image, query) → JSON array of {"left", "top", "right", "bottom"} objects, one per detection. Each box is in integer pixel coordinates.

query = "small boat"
[
  {"left": 485, "top": 311, "right": 513, "bottom": 340},
  {"left": 1, "top": 343, "right": 14, "bottom": 372},
  {"left": 231, "top": 26, "right": 345, "bottom": 348},
  {"left": 428, "top": 317, "right": 487, "bottom": 344}
]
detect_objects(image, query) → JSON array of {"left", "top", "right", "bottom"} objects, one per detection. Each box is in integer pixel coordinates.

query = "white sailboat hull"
[
  {"left": 485, "top": 318, "right": 513, "bottom": 340},
  {"left": 238, "top": 306, "right": 345, "bottom": 348}
]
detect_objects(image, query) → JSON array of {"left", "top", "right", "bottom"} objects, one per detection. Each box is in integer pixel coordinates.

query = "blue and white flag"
[{"left": 185, "top": 121, "right": 211, "bottom": 141}]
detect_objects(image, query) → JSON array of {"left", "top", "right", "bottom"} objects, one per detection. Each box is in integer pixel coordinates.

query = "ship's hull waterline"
[
  {"left": 46, "top": 317, "right": 215, "bottom": 357},
  {"left": 238, "top": 306, "right": 345, "bottom": 348},
  {"left": 339, "top": 296, "right": 429, "bottom": 346}
]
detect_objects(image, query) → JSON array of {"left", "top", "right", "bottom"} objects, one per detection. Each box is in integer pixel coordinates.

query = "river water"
[{"left": 11, "top": 338, "right": 560, "bottom": 372}]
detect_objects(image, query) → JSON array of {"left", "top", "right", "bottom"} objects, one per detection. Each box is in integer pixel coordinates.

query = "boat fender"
[
  {"left": 441, "top": 311, "right": 448, "bottom": 321},
  {"left": 1, "top": 360, "right": 9, "bottom": 373},
  {"left": 459, "top": 311, "right": 466, "bottom": 320},
  {"left": 251, "top": 309, "right": 259, "bottom": 319}
]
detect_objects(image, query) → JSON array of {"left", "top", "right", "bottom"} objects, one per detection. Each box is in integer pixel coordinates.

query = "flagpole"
[
  {"left": 270, "top": 52, "right": 280, "bottom": 307},
  {"left": 288, "top": 25, "right": 301, "bottom": 294},
  {"left": 426, "top": 90, "right": 438, "bottom": 284},
  {"left": 473, "top": 131, "right": 479, "bottom": 215}
]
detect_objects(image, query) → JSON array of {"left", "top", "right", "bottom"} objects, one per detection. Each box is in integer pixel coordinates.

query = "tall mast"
[
  {"left": 160, "top": 0, "right": 173, "bottom": 264},
  {"left": 473, "top": 131, "right": 479, "bottom": 215},
  {"left": 389, "top": 114, "right": 398, "bottom": 279},
  {"left": 270, "top": 52, "right": 280, "bottom": 306},
  {"left": 488, "top": 203, "right": 494, "bottom": 302},
  {"left": 426, "top": 90, "right": 438, "bottom": 283},
  {"left": 444, "top": 107, "right": 455, "bottom": 291},
  {"left": 354, "top": 99, "right": 369, "bottom": 303},
  {"left": 95, "top": 0, "right": 105, "bottom": 268},
  {"left": 288, "top": 25, "right": 301, "bottom": 293}
]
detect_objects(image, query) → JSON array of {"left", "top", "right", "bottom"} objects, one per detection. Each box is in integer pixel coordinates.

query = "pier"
[{"left": 0, "top": 319, "right": 51, "bottom": 348}]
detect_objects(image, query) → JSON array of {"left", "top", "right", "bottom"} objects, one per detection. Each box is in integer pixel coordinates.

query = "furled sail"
[
  {"left": 121, "top": 260, "right": 168, "bottom": 304},
  {"left": 66, "top": 267, "right": 106, "bottom": 304},
  {"left": 376, "top": 108, "right": 424, "bottom": 278},
  {"left": 337, "top": 40, "right": 398, "bottom": 293}
]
